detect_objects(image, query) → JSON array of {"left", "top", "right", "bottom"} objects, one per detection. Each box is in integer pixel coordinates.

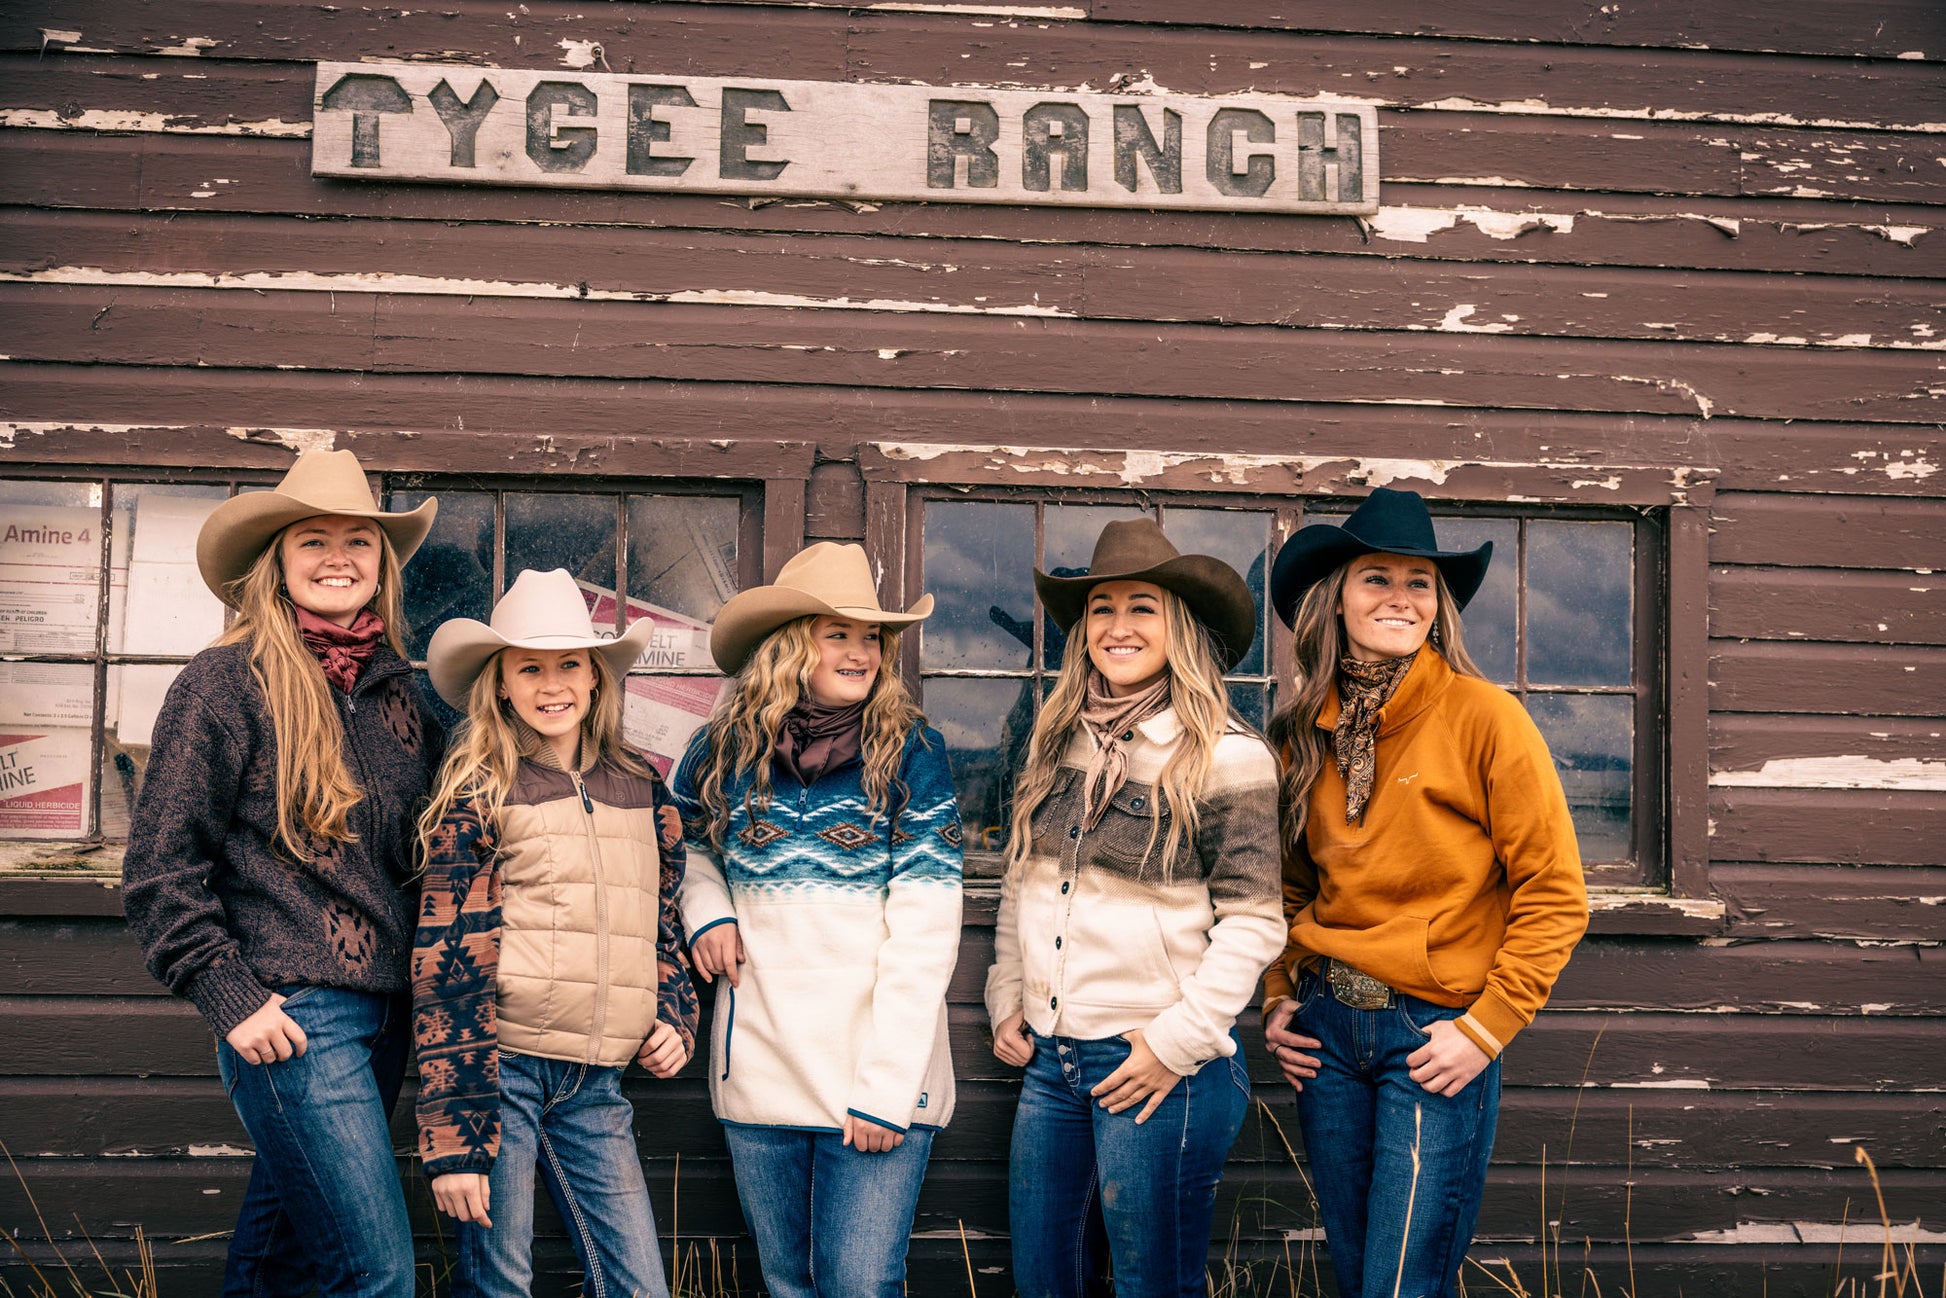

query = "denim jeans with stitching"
[
  {"left": 1008, "top": 1030, "right": 1251, "bottom": 1298},
  {"left": 453, "top": 1050, "right": 671, "bottom": 1298},
  {"left": 217, "top": 985, "right": 414, "bottom": 1298},
  {"left": 719, "top": 1120, "right": 937, "bottom": 1298},
  {"left": 1287, "top": 965, "right": 1502, "bottom": 1298}
]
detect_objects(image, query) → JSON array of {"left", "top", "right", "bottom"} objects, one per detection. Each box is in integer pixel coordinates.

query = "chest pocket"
[
  {"left": 1088, "top": 781, "right": 1199, "bottom": 884},
  {"left": 1028, "top": 767, "right": 1082, "bottom": 855}
]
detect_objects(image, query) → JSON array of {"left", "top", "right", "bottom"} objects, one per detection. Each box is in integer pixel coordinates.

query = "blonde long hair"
[
  {"left": 1004, "top": 587, "right": 1238, "bottom": 877},
  {"left": 218, "top": 526, "right": 409, "bottom": 861},
  {"left": 418, "top": 651, "right": 653, "bottom": 848},
  {"left": 1265, "top": 561, "right": 1483, "bottom": 855},
  {"left": 692, "top": 616, "right": 923, "bottom": 853}
]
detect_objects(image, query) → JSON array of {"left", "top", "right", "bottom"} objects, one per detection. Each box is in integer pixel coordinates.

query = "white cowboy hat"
[
  {"left": 426, "top": 568, "right": 656, "bottom": 708},
  {"left": 708, "top": 542, "right": 933, "bottom": 675},
  {"left": 196, "top": 449, "right": 437, "bottom": 605}
]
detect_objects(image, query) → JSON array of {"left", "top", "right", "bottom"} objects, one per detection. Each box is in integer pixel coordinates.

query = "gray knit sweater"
[{"left": 123, "top": 640, "right": 443, "bottom": 1035}]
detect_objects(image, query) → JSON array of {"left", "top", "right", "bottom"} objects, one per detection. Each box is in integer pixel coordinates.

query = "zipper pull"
[{"left": 574, "top": 772, "right": 594, "bottom": 815}]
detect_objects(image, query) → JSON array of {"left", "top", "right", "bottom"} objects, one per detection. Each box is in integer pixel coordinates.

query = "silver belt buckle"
[{"left": 1327, "top": 960, "right": 1395, "bottom": 1010}]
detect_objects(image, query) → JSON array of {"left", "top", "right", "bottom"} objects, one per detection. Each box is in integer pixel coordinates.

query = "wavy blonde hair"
[
  {"left": 218, "top": 523, "right": 408, "bottom": 861},
  {"left": 1004, "top": 586, "right": 1239, "bottom": 878},
  {"left": 418, "top": 650, "right": 652, "bottom": 849},
  {"left": 1265, "top": 559, "right": 1483, "bottom": 855},
  {"left": 692, "top": 616, "right": 923, "bottom": 853}
]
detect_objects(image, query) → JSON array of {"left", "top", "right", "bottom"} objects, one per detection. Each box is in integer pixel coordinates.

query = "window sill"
[{"left": 0, "top": 842, "right": 126, "bottom": 915}]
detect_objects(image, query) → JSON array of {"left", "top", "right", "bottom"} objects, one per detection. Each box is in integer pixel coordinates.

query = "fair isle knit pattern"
[{"left": 673, "top": 724, "right": 963, "bottom": 1133}]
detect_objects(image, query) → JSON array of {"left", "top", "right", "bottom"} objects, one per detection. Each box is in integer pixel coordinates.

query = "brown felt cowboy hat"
[
  {"left": 708, "top": 542, "right": 934, "bottom": 676},
  {"left": 1269, "top": 487, "right": 1492, "bottom": 628},
  {"left": 1034, "top": 518, "right": 1258, "bottom": 671},
  {"left": 195, "top": 449, "right": 437, "bottom": 605},
  {"left": 426, "top": 568, "right": 657, "bottom": 708}
]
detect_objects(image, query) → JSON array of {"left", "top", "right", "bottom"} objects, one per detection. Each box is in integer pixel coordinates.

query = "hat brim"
[
  {"left": 197, "top": 493, "right": 437, "bottom": 606},
  {"left": 1034, "top": 554, "right": 1257, "bottom": 672},
  {"left": 1270, "top": 527, "right": 1491, "bottom": 628},
  {"left": 427, "top": 615, "right": 658, "bottom": 709},
  {"left": 708, "top": 587, "right": 934, "bottom": 676}
]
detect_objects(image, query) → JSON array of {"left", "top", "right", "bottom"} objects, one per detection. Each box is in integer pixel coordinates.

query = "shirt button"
[
  {"left": 1054, "top": 936, "right": 1062, "bottom": 949},
  {"left": 1069, "top": 826, "right": 1079, "bottom": 839},
  {"left": 1131, "top": 796, "right": 1144, "bottom": 809},
  {"left": 1061, "top": 881, "right": 1070, "bottom": 894},
  {"left": 1050, "top": 996, "right": 1059, "bottom": 1010},
  {"left": 1122, "top": 730, "right": 1135, "bottom": 741}
]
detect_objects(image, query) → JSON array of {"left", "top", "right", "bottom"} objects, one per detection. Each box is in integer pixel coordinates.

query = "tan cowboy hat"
[
  {"left": 196, "top": 449, "right": 437, "bottom": 605},
  {"left": 709, "top": 542, "right": 933, "bottom": 675},
  {"left": 426, "top": 568, "right": 656, "bottom": 708},
  {"left": 1035, "top": 517, "right": 1258, "bottom": 671}
]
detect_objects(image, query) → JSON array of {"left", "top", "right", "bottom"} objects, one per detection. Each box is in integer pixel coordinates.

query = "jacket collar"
[
  {"left": 513, "top": 716, "right": 600, "bottom": 774},
  {"left": 1314, "top": 648, "right": 1454, "bottom": 737}
]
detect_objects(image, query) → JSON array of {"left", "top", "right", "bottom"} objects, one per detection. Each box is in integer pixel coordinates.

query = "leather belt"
[{"left": 1325, "top": 959, "right": 1397, "bottom": 1011}]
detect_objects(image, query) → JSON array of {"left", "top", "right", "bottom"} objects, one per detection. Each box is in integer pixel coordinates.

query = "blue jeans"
[
  {"left": 720, "top": 1121, "right": 937, "bottom": 1298},
  {"left": 454, "top": 1051, "right": 670, "bottom": 1298},
  {"left": 216, "top": 986, "right": 414, "bottom": 1298},
  {"left": 1288, "top": 966, "right": 1502, "bottom": 1298},
  {"left": 1008, "top": 1032, "right": 1251, "bottom": 1298}
]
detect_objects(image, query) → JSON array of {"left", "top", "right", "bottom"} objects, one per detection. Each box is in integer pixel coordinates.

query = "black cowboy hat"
[
  {"left": 1269, "top": 487, "right": 1493, "bottom": 628},
  {"left": 1035, "top": 518, "right": 1257, "bottom": 671}
]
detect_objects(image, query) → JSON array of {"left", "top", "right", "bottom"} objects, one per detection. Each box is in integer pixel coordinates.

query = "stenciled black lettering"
[
  {"left": 1206, "top": 106, "right": 1274, "bottom": 198},
  {"left": 719, "top": 87, "right": 790, "bottom": 181},
  {"left": 320, "top": 73, "right": 412, "bottom": 168},
  {"left": 1112, "top": 104, "right": 1181, "bottom": 194},
  {"left": 926, "top": 100, "right": 1000, "bottom": 189},
  {"left": 627, "top": 84, "right": 697, "bottom": 177},
  {"left": 1022, "top": 102, "right": 1089, "bottom": 193},
  {"left": 1297, "top": 111, "right": 1363, "bottom": 204},
  {"left": 526, "top": 81, "right": 598, "bottom": 173},
  {"left": 427, "top": 78, "right": 500, "bottom": 168}
]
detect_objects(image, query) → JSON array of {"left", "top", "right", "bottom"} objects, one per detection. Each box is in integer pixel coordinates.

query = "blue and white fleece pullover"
[{"left": 671, "top": 723, "right": 963, "bottom": 1134}]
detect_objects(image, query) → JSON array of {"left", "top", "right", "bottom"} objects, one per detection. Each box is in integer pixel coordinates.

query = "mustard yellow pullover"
[{"left": 1262, "top": 649, "right": 1588, "bottom": 1058}]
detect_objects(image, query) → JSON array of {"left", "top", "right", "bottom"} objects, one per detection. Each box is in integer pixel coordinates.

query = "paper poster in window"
[
  {"left": 0, "top": 730, "right": 91, "bottom": 836},
  {"left": 0, "top": 504, "right": 101, "bottom": 653},
  {"left": 575, "top": 580, "right": 726, "bottom": 774}
]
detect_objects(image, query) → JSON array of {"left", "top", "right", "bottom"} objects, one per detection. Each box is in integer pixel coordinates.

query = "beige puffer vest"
[{"left": 493, "top": 742, "right": 663, "bottom": 1066}]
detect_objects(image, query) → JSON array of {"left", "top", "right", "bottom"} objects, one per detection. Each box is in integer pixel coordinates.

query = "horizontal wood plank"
[
  {"left": 1709, "top": 788, "right": 1946, "bottom": 865},
  {"left": 4, "top": 283, "right": 1941, "bottom": 424},
  {"left": 1712, "top": 864, "right": 1946, "bottom": 941},
  {"left": 1710, "top": 641, "right": 1946, "bottom": 715},
  {"left": 1710, "top": 566, "right": 1946, "bottom": 645},
  {"left": 7, "top": 208, "right": 1942, "bottom": 353},
  {"left": 1711, "top": 713, "right": 1946, "bottom": 775},
  {"left": 1711, "top": 493, "right": 1946, "bottom": 569}
]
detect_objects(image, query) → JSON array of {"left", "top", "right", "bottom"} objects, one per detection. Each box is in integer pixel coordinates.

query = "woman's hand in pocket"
[
  {"left": 1092, "top": 1029, "right": 1182, "bottom": 1124},
  {"left": 1407, "top": 1019, "right": 1490, "bottom": 1096},
  {"left": 432, "top": 1172, "right": 493, "bottom": 1227},
  {"left": 1262, "top": 999, "right": 1323, "bottom": 1091},
  {"left": 224, "top": 994, "right": 308, "bottom": 1065}
]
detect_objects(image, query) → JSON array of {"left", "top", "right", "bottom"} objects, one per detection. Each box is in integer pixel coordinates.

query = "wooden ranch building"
[{"left": 1, "top": 1, "right": 1941, "bottom": 1292}]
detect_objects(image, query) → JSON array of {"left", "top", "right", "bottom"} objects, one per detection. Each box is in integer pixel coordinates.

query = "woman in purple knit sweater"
[{"left": 123, "top": 450, "right": 443, "bottom": 1298}]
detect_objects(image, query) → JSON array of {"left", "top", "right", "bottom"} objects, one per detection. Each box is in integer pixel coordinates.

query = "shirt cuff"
[{"left": 185, "top": 956, "right": 272, "bottom": 1037}]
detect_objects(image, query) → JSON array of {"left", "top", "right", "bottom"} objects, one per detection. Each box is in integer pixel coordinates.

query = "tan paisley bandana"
[
  {"left": 1334, "top": 651, "right": 1417, "bottom": 824},
  {"left": 1077, "top": 668, "right": 1171, "bottom": 832}
]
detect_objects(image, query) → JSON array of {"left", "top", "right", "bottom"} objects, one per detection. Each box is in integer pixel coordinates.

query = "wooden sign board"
[{"left": 311, "top": 63, "right": 1378, "bottom": 215}]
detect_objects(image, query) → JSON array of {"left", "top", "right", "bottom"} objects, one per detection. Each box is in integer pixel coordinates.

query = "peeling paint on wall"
[{"left": 1710, "top": 756, "right": 1946, "bottom": 791}]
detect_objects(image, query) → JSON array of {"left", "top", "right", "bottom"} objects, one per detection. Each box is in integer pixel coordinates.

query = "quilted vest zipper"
[{"left": 574, "top": 768, "right": 611, "bottom": 1065}]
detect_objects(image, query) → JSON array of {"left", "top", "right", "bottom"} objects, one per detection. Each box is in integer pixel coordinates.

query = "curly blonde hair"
[{"left": 691, "top": 616, "right": 923, "bottom": 853}]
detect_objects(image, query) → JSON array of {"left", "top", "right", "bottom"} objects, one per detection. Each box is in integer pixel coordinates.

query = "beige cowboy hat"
[
  {"left": 196, "top": 449, "right": 438, "bottom": 605},
  {"left": 709, "top": 542, "right": 933, "bottom": 675},
  {"left": 1035, "top": 517, "right": 1258, "bottom": 671},
  {"left": 426, "top": 568, "right": 656, "bottom": 708}
]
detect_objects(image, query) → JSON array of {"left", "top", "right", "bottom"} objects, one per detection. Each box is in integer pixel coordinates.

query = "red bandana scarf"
[{"left": 295, "top": 606, "right": 386, "bottom": 693}]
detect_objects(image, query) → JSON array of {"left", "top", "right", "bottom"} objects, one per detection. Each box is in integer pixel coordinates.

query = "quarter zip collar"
[{"left": 1314, "top": 647, "right": 1454, "bottom": 737}]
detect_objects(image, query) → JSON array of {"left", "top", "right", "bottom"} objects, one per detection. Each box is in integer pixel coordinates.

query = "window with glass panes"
[
  {"left": 385, "top": 479, "right": 759, "bottom": 776},
  {"left": 916, "top": 493, "right": 1661, "bottom": 887},
  {"left": 0, "top": 473, "right": 757, "bottom": 857}
]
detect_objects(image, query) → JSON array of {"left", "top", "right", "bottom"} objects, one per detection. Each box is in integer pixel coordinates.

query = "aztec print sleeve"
[
  {"left": 847, "top": 727, "right": 965, "bottom": 1131},
  {"left": 650, "top": 769, "right": 700, "bottom": 1056},
  {"left": 670, "top": 730, "right": 738, "bottom": 943},
  {"left": 411, "top": 797, "right": 504, "bottom": 1178}
]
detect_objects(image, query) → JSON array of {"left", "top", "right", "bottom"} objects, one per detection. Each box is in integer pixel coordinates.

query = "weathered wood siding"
[{"left": 1, "top": 2, "right": 1941, "bottom": 1293}]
